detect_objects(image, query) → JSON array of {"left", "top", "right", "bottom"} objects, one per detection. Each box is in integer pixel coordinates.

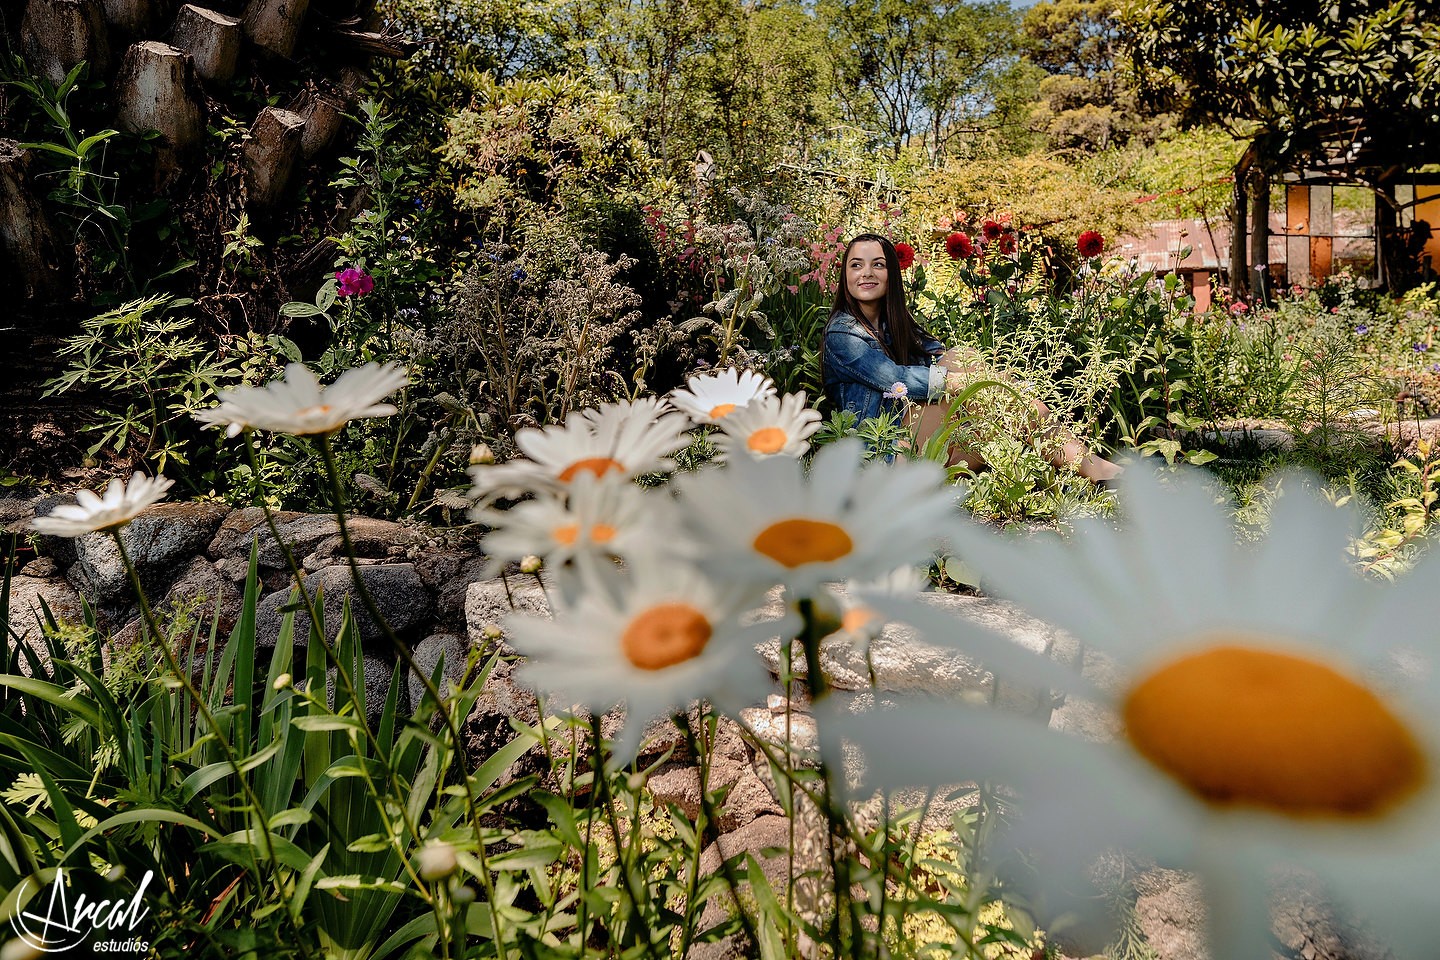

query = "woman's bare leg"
[
  {"left": 936, "top": 346, "right": 1123, "bottom": 483},
  {"left": 908, "top": 402, "right": 986, "bottom": 470}
]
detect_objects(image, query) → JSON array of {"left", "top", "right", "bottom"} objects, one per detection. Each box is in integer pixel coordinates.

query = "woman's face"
[{"left": 845, "top": 240, "right": 888, "bottom": 313}]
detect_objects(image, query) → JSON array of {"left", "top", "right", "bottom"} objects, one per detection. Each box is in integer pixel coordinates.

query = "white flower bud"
[
  {"left": 469, "top": 443, "right": 495, "bottom": 465},
  {"left": 417, "top": 841, "right": 458, "bottom": 881},
  {"left": 274, "top": 672, "right": 292, "bottom": 691},
  {"left": 519, "top": 555, "right": 543, "bottom": 574}
]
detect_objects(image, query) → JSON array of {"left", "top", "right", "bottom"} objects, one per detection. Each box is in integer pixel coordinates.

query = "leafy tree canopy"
[{"left": 1125, "top": 0, "right": 1440, "bottom": 169}]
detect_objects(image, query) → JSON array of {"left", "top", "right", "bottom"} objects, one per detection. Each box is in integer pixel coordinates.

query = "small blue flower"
[
  {"left": 1355, "top": 324, "right": 1369, "bottom": 336},
  {"left": 1431, "top": 363, "right": 1440, "bottom": 373},
  {"left": 1414, "top": 342, "right": 1429, "bottom": 353},
  {"left": 511, "top": 267, "right": 527, "bottom": 283}
]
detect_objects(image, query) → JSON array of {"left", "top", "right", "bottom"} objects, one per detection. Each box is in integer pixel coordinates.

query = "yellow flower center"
[
  {"left": 558, "top": 457, "right": 626, "bottom": 483},
  {"left": 709, "top": 402, "right": 737, "bottom": 419},
  {"left": 591, "top": 523, "right": 618, "bottom": 543},
  {"left": 747, "top": 427, "right": 788, "bottom": 454},
  {"left": 621, "top": 603, "right": 712, "bottom": 670},
  {"left": 553, "top": 524, "right": 580, "bottom": 546},
  {"left": 1122, "top": 641, "right": 1426, "bottom": 818},
  {"left": 753, "top": 519, "right": 854, "bottom": 568},
  {"left": 297, "top": 403, "right": 333, "bottom": 418}
]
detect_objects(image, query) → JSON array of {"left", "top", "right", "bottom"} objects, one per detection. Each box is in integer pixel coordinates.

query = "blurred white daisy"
[
  {"left": 675, "top": 439, "right": 959, "bottom": 597},
  {"left": 32, "top": 472, "right": 174, "bottom": 537},
  {"left": 507, "top": 551, "right": 794, "bottom": 759},
  {"left": 470, "top": 401, "right": 690, "bottom": 499},
  {"left": 712, "top": 391, "right": 822, "bottom": 460},
  {"left": 195, "top": 362, "right": 407, "bottom": 437},
  {"left": 668, "top": 368, "right": 776, "bottom": 425},
  {"left": 827, "top": 465, "right": 1440, "bottom": 959},
  {"left": 474, "top": 473, "right": 664, "bottom": 575}
]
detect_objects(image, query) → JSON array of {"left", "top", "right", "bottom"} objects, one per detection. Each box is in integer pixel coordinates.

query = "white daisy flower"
[
  {"left": 469, "top": 401, "right": 689, "bottom": 499},
  {"left": 826, "top": 464, "right": 1440, "bottom": 959},
  {"left": 712, "top": 391, "right": 823, "bottom": 460},
  {"left": 473, "top": 473, "right": 664, "bottom": 575},
  {"left": 32, "top": 472, "right": 174, "bottom": 537},
  {"left": 668, "top": 367, "right": 776, "bottom": 425},
  {"left": 195, "top": 362, "right": 408, "bottom": 437},
  {"left": 507, "top": 551, "right": 795, "bottom": 759},
  {"left": 674, "top": 438, "right": 960, "bottom": 597}
]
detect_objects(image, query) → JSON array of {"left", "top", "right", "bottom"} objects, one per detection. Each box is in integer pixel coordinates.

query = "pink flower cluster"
[{"left": 336, "top": 267, "right": 374, "bottom": 298}]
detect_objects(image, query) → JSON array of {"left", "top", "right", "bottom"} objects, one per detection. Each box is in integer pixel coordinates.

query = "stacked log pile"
[{"left": 0, "top": 0, "right": 416, "bottom": 322}]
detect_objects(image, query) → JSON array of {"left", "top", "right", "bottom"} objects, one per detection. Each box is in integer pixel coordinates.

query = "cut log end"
[{"left": 172, "top": 4, "right": 242, "bottom": 83}]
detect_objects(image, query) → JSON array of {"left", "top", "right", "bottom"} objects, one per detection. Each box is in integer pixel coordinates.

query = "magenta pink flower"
[
  {"left": 336, "top": 267, "right": 375, "bottom": 298},
  {"left": 1230, "top": 301, "right": 1249, "bottom": 315}
]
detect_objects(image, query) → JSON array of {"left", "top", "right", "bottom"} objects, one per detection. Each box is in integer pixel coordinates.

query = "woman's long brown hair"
[{"left": 829, "top": 233, "right": 927, "bottom": 364}]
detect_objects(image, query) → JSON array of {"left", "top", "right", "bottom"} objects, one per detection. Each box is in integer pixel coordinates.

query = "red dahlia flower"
[
  {"left": 894, "top": 242, "right": 915, "bottom": 269},
  {"left": 981, "top": 218, "right": 1002, "bottom": 241},
  {"left": 1077, "top": 230, "right": 1105, "bottom": 259},
  {"left": 945, "top": 232, "right": 974, "bottom": 260},
  {"left": 998, "top": 233, "right": 1017, "bottom": 255}
]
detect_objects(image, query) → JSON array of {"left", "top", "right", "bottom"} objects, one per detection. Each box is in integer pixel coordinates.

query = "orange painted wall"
[{"left": 1415, "top": 185, "right": 1440, "bottom": 272}]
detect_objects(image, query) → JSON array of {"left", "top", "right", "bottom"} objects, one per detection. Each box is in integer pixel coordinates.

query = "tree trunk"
[
  {"left": 171, "top": 4, "right": 241, "bottom": 83},
  {"left": 242, "top": 0, "right": 310, "bottom": 59},
  {"left": 243, "top": 106, "right": 306, "bottom": 208},
  {"left": 1229, "top": 146, "right": 1257, "bottom": 300},
  {"left": 1250, "top": 170, "right": 1271, "bottom": 306},
  {"left": 114, "top": 41, "right": 206, "bottom": 182},
  {"left": 0, "top": 140, "right": 65, "bottom": 303},
  {"left": 1230, "top": 171, "right": 1249, "bottom": 299},
  {"left": 21, "top": 0, "right": 111, "bottom": 86},
  {"left": 100, "top": 0, "right": 159, "bottom": 37}
]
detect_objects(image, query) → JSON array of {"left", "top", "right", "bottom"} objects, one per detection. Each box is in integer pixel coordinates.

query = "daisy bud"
[
  {"left": 520, "top": 555, "right": 543, "bottom": 574},
  {"left": 469, "top": 443, "right": 495, "bottom": 465},
  {"left": 481, "top": 623, "right": 504, "bottom": 642},
  {"left": 627, "top": 771, "right": 647, "bottom": 792},
  {"left": 417, "top": 841, "right": 458, "bottom": 881},
  {"left": 453, "top": 885, "right": 477, "bottom": 905},
  {"left": 274, "top": 672, "right": 292, "bottom": 691}
]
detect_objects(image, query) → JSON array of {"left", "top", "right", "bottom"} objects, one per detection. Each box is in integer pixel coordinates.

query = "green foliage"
[
  {"left": 1125, "top": 0, "right": 1440, "bottom": 168},
  {"left": 2, "top": 58, "right": 189, "bottom": 299},
  {"left": 40, "top": 297, "right": 278, "bottom": 477}
]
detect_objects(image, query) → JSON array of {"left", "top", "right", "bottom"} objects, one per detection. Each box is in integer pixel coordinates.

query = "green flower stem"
[
  {"left": 316, "top": 433, "right": 510, "bottom": 959},
  {"left": 587, "top": 718, "right": 664, "bottom": 960},
  {"left": 111, "top": 530, "right": 305, "bottom": 950},
  {"left": 675, "top": 710, "right": 764, "bottom": 958},
  {"left": 796, "top": 597, "right": 860, "bottom": 957},
  {"left": 239, "top": 436, "right": 435, "bottom": 903}
]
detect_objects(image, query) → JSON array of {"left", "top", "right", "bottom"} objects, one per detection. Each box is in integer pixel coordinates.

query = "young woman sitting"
[{"left": 820, "top": 233, "right": 1122, "bottom": 484}]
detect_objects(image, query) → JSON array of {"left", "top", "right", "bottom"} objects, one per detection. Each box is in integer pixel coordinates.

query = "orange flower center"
[
  {"left": 591, "top": 523, "right": 618, "bottom": 543},
  {"left": 753, "top": 519, "right": 854, "bottom": 568},
  {"left": 297, "top": 404, "right": 333, "bottom": 418},
  {"left": 1122, "top": 641, "right": 1426, "bottom": 818},
  {"left": 841, "top": 606, "right": 876, "bottom": 634},
  {"left": 552, "top": 524, "right": 580, "bottom": 546},
  {"left": 558, "top": 457, "right": 626, "bottom": 483},
  {"left": 709, "top": 402, "right": 737, "bottom": 419},
  {"left": 621, "top": 603, "right": 712, "bottom": 670},
  {"left": 747, "top": 427, "right": 788, "bottom": 454}
]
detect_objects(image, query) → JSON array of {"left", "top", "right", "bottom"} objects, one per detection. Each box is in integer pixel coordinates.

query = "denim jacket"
[{"left": 822, "top": 311, "right": 947, "bottom": 423}]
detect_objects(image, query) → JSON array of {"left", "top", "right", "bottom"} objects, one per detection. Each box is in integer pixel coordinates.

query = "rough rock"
[
  {"left": 254, "top": 563, "right": 429, "bottom": 651},
  {"left": 306, "top": 516, "right": 424, "bottom": 561},
  {"left": 3, "top": 575, "right": 86, "bottom": 651},
  {"left": 161, "top": 556, "right": 243, "bottom": 636},
  {"left": 464, "top": 576, "right": 549, "bottom": 649},
  {"left": 759, "top": 591, "right": 1073, "bottom": 721},
  {"left": 418, "top": 550, "right": 491, "bottom": 628},
  {"left": 208, "top": 507, "right": 339, "bottom": 568},
  {"left": 407, "top": 632, "right": 471, "bottom": 709},
  {"left": 1132, "top": 869, "right": 1208, "bottom": 960},
  {"left": 326, "top": 652, "right": 406, "bottom": 722},
  {"left": 64, "top": 502, "right": 227, "bottom": 602}
]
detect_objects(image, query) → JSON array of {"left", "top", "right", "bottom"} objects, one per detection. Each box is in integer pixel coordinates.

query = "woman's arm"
[{"left": 824, "top": 329, "right": 948, "bottom": 400}]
